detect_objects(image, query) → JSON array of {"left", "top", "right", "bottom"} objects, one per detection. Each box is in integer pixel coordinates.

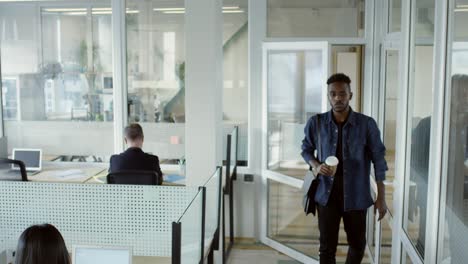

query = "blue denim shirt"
[{"left": 301, "top": 109, "right": 388, "bottom": 211}]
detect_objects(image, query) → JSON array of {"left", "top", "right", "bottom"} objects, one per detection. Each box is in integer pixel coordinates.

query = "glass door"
[
  {"left": 376, "top": 46, "right": 401, "bottom": 264},
  {"left": 261, "top": 42, "right": 329, "bottom": 263}
]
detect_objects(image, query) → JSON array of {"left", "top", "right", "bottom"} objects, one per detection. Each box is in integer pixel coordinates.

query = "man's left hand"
[{"left": 374, "top": 198, "right": 387, "bottom": 221}]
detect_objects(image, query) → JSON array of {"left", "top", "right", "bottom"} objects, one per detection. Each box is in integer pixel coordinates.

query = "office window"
[
  {"left": 125, "top": 0, "right": 185, "bottom": 163},
  {"left": 41, "top": 7, "right": 113, "bottom": 122},
  {"left": 402, "top": 0, "right": 435, "bottom": 259},
  {"left": 126, "top": 1, "right": 184, "bottom": 124},
  {"left": 267, "top": 0, "right": 365, "bottom": 38},
  {"left": 0, "top": 2, "right": 114, "bottom": 160},
  {"left": 266, "top": 46, "right": 326, "bottom": 178},
  {"left": 223, "top": 0, "right": 248, "bottom": 166},
  {"left": 438, "top": 1, "right": 468, "bottom": 263}
]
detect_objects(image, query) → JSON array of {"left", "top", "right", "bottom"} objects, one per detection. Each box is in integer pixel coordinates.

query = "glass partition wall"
[
  {"left": 223, "top": 0, "right": 249, "bottom": 166},
  {"left": 438, "top": 0, "right": 468, "bottom": 263},
  {"left": 0, "top": 0, "right": 251, "bottom": 166},
  {"left": 263, "top": 41, "right": 329, "bottom": 263},
  {"left": 124, "top": 0, "right": 185, "bottom": 163},
  {"left": 402, "top": 0, "right": 435, "bottom": 261},
  {"left": 0, "top": 2, "right": 114, "bottom": 161},
  {"left": 0, "top": 1, "right": 187, "bottom": 164},
  {"left": 396, "top": 0, "right": 468, "bottom": 263}
]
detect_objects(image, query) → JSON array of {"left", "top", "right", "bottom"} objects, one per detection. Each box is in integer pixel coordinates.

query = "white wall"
[
  {"left": 226, "top": 173, "right": 257, "bottom": 238},
  {"left": 267, "top": 8, "right": 360, "bottom": 37}
]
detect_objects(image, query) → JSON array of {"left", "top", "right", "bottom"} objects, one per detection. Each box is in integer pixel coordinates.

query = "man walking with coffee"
[{"left": 301, "top": 73, "right": 388, "bottom": 264}]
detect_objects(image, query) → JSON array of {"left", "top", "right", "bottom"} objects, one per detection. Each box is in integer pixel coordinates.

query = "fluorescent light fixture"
[
  {"left": 163, "top": 10, "right": 185, "bottom": 14},
  {"left": 456, "top": 4, "right": 468, "bottom": 8},
  {"left": 454, "top": 8, "right": 468, "bottom": 12},
  {"left": 155, "top": 6, "right": 240, "bottom": 12},
  {"left": 162, "top": 9, "right": 243, "bottom": 14},
  {"left": 43, "top": 8, "right": 86, "bottom": 12},
  {"left": 92, "top": 10, "right": 139, "bottom": 14},
  {"left": 223, "top": 10, "right": 244, "bottom": 13},
  {"left": 154, "top": 7, "right": 185, "bottom": 11},
  {"left": 92, "top": 8, "right": 112, "bottom": 11},
  {"left": 67, "top": 12, "right": 87, "bottom": 16},
  {"left": 92, "top": 11, "right": 111, "bottom": 15},
  {"left": 222, "top": 6, "right": 240, "bottom": 10}
]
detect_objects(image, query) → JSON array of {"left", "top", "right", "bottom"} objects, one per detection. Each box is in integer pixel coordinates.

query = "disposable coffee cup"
[{"left": 325, "top": 156, "right": 339, "bottom": 176}]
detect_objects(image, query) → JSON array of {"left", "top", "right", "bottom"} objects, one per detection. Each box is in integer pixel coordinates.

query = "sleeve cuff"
[
  {"left": 375, "top": 171, "right": 386, "bottom": 182},
  {"left": 301, "top": 152, "right": 313, "bottom": 165}
]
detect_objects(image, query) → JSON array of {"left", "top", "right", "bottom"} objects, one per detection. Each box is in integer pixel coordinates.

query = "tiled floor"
[
  {"left": 229, "top": 149, "right": 399, "bottom": 264},
  {"left": 227, "top": 239, "right": 373, "bottom": 264},
  {"left": 229, "top": 248, "right": 301, "bottom": 264},
  {"left": 266, "top": 150, "right": 398, "bottom": 264},
  {"left": 228, "top": 240, "right": 301, "bottom": 264}
]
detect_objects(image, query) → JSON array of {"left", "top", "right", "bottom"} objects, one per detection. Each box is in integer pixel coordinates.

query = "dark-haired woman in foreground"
[{"left": 15, "top": 224, "right": 70, "bottom": 264}]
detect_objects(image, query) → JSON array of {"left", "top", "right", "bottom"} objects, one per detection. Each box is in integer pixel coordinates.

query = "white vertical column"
[
  {"left": 111, "top": 0, "right": 128, "bottom": 153},
  {"left": 185, "top": 0, "right": 223, "bottom": 186},
  {"left": 249, "top": 0, "right": 267, "bottom": 242}
]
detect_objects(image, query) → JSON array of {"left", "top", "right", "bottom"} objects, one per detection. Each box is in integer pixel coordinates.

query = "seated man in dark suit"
[{"left": 109, "top": 123, "right": 163, "bottom": 181}]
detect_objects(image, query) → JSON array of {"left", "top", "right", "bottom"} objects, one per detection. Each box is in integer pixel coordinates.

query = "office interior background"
[{"left": 0, "top": 0, "right": 467, "bottom": 263}]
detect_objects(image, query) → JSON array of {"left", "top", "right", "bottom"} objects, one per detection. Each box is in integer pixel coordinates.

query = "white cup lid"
[{"left": 325, "top": 156, "right": 339, "bottom": 166}]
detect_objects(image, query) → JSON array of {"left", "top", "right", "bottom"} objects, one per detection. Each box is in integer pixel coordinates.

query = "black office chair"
[
  {"left": 107, "top": 170, "right": 162, "bottom": 185},
  {"left": 0, "top": 158, "right": 28, "bottom": 181}
]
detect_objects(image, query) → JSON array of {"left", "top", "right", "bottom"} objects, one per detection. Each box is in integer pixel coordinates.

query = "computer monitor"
[
  {"left": 12, "top": 148, "right": 42, "bottom": 171},
  {"left": 73, "top": 245, "right": 132, "bottom": 264}
]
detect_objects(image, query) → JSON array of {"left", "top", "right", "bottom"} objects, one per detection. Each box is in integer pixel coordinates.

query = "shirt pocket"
[{"left": 349, "top": 137, "right": 367, "bottom": 158}]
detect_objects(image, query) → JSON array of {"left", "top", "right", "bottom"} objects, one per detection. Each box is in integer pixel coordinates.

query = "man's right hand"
[{"left": 315, "top": 164, "right": 334, "bottom": 177}]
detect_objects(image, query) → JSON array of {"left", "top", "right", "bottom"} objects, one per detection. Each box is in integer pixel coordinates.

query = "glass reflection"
[
  {"left": 126, "top": 0, "right": 185, "bottom": 124},
  {"left": 267, "top": 50, "right": 324, "bottom": 178},
  {"left": 0, "top": 3, "right": 114, "bottom": 159},
  {"left": 403, "top": 0, "right": 435, "bottom": 258},
  {"left": 439, "top": 1, "right": 468, "bottom": 263},
  {"left": 223, "top": 0, "right": 249, "bottom": 166},
  {"left": 268, "top": 179, "right": 320, "bottom": 259},
  {"left": 267, "top": 179, "right": 372, "bottom": 262}
]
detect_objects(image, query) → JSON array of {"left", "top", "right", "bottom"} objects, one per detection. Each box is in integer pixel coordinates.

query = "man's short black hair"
[
  {"left": 124, "top": 123, "right": 144, "bottom": 140},
  {"left": 327, "top": 73, "right": 351, "bottom": 89}
]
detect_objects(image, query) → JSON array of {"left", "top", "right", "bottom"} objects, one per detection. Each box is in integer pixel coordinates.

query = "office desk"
[
  {"left": 133, "top": 256, "right": 171, "bottom": 264},
  {"left": 28, "top": 162, "right": 107, "bottom": 183},
  {"left": 24, "top": 161, "right": 184, "bottom": 185},
  {"left": 24, "top": 161, "right": 185, "bottom": 185},
  {"left": 85, "top": 170, "right": 185, "bottom": 186}
]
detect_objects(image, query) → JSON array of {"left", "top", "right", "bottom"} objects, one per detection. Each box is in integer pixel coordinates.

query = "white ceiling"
[{"left": 267, "top": 0, "right": 363, "bottom": 9}]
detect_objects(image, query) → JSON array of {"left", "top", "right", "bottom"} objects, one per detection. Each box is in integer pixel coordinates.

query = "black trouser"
[{"left": 317, "top": 199, "right": 367, "bottom": 264}]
